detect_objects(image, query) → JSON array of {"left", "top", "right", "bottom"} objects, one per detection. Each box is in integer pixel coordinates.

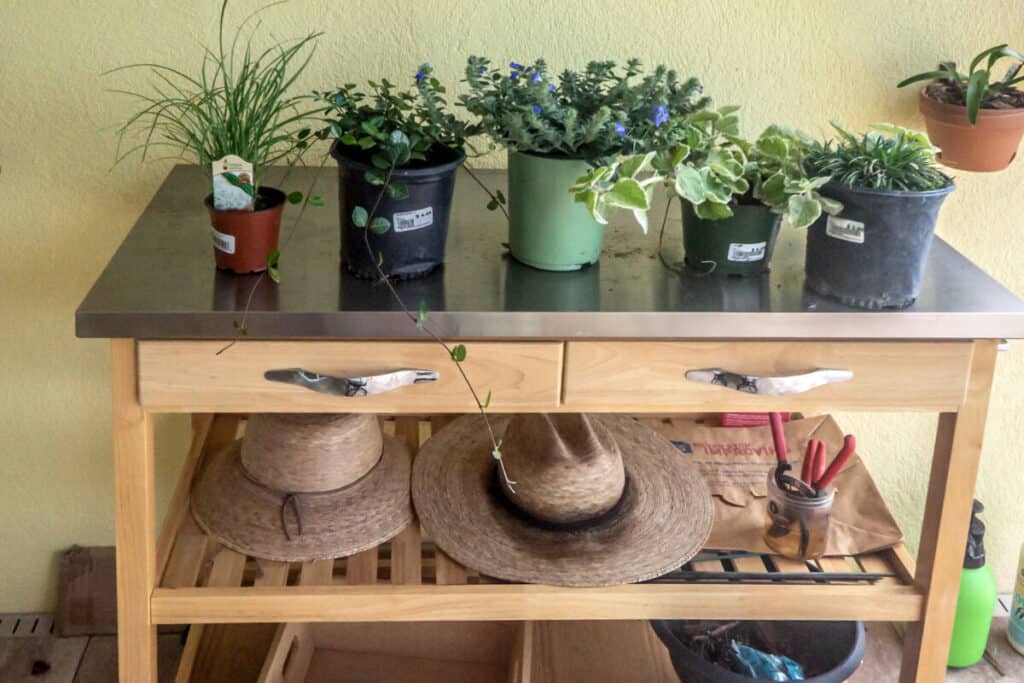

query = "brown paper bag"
[{"left": 645, "top": 415, "right": 903, "bottom": 556}]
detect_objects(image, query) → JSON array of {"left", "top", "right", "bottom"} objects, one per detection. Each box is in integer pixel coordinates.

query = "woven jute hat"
[
  {"left": 191, "top": 413, "right": 413, "bottom": 562},
  {"left": 412, "top": 414, "right": 713, "bottom": 587}
]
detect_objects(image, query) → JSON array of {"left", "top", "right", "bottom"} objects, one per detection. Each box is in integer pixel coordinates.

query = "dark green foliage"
[
  {"left": 459, "top": 57, "right": 710, "bottom": 163},
  {"left": 898, "top": 44, "right": 1024, "bottom": 123},
  {"left": 807, "top": 123, "right": 951, "bottom": 192}
]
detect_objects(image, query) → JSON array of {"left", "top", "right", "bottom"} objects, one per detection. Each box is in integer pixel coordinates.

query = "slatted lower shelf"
[{"left": 154, "top": 415, "right": 922, "bottom": 626}]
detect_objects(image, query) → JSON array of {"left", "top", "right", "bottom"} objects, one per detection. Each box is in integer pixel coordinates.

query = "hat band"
[
  {"left": 490, "top": 466, "right": 632, "bottom": 532},
  {"left": 238, "top": 451, "right": 384, "bottom": 541}
]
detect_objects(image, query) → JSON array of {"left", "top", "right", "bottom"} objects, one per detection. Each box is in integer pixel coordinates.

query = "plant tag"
[
  {"left": 212, "top": 155, "right": 255, "bottom": 211},
  {"left": 210, "top": 226, "right": 236, "bottom": 254},
  {"left": 393, "top": 207, "right": 433, "bottom": 233},
  {"left": 727, "top": 242, "right": 767, "bottom": 262},
  {"left": 826, "top": 216, "right": 865, "bottom": 244}
]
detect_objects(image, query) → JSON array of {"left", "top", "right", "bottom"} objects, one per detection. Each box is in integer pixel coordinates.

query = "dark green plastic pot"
[
  {"left": 682, "top": 201, "right": 781, "bottom": 276},
  {"left": 508, "top": 151, "right": 605, "bottom": 271}
]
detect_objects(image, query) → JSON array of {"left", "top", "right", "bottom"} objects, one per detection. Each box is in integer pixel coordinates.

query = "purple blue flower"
[
  {"left": 651, "top": 104, "right": 669, "bottom": 128},
  {"left": 479, "top": 65, "right": 487, "bottom": 74},
  {"left": 548, "top": 84, "right": 556, "bottom": 92},
  {"left": 614, "top": 122, "right": 627, "bottom": 137},
  {"left": 509, "top": 61, "right": 524, "bottom": 71},
  {"left": 531, "top": 71, "right": 542, "bottom": 84},
  {"left": 510, "top": 71, "right": 519, "bottom": 81},
  {"left": 415, "top": 68, "right": 426, "bottom": 82},
  {"left": 533, "top": 105, "right": 542, "bottom": 115}
]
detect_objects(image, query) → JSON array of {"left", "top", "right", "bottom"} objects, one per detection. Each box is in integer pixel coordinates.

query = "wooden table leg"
[
  {"left": 900, "top": 340, "right": 998, "bottom": 682},
  {"left": 112, "top": 339, "right": 158, "bottom": 683}
]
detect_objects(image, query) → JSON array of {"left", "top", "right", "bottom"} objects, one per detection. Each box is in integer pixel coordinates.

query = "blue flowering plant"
[
  {"left": 574, "top": 108, "right": 841, "bottom": 231},
  {"left": 316, "top": 64, "right": 475, "bottom": 221},
  {"left": 459, "top": 57, "right": 710, "bottom": 164}
]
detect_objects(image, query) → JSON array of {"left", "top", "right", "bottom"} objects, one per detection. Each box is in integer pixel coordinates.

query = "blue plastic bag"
[{"left": 730, "top": 640, "right": 805, "bottom": 680}]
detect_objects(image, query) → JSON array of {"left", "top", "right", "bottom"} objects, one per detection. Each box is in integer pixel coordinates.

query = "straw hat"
[
  {"left": 412, "top": 414, "right": 713, "bottom": 587},
  {"left": 191, "top": 413, "right": 413, "bottom": 562}
]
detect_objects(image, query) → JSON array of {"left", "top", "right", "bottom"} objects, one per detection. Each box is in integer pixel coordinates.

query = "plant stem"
[
  {"left": 462, "top": 163, "right": 508, "bottom": 220},
  {"left": 217, "top": 152, "right": 329, "bottom": 355},
  {"left": 361, "top": 166, "right": 513, "bottom": 491}
]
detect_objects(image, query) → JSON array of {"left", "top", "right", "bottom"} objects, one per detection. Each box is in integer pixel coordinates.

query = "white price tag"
[
  {"left": 211, "top": 226, "right": 236, "bottom": 254},
  {"left": 727, "top": 241, "right": 767, "bottom": 263},
  {"left": 826, "top": 216, "right": 865, "bottom": 244},
  {"left": 393, "top": 207, "right": 434, "bottom": 233}
]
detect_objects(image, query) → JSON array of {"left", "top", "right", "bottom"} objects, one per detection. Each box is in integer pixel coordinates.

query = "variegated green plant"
[{"left": 573, "top": 108, "right": 840, "bottom": 232}]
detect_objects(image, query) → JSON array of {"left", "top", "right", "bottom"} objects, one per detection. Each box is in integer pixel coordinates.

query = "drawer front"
[
  {"left": 139, "top": 341, "right": 563, "bottom": 413},
  {"left": 563, "top": 341, "right": 973, "bottom": 411}
]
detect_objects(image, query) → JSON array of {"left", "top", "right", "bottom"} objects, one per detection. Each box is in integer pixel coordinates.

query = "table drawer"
[
  {"left": 138, "top": 341, "right": 563, "bottom": 413},
  {"left": 563, "top": 341, "right": 973, "bottom": 411}
]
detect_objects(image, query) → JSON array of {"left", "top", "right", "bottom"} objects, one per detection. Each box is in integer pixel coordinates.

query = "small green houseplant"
[
  {"left": 318, "top": 65, "right": 473, "bottom": 279},
  {"left": 576, "top": 108, "right": 838, "bottom": 275},
  {"left": 109, "top": 0, "right": 321, "bottom": 274},
  {"left": 898, "top": 44, "right": 1024, "bottom": 171},
  {"left": 460, "top": 57, "right": 709, "bottom": 271},
  {"left": 803, "top": 123, "right": 954, "bottom": 309}
]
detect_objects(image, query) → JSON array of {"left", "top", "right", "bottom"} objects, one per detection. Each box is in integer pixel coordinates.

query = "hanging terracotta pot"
[
  {"left": 918, "top": 88, "right": 1024, "bottom": 172},
  {"left": 205, "top": 187, "right": 285, "bottom": 274}
]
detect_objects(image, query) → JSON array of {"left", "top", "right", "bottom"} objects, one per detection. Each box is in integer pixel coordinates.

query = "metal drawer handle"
[
  {"left": 685, "top": 368, "right": 853, "bottom": 395},
  {"left": 264, "top": 368, "right": 439, "bottom": 397}
]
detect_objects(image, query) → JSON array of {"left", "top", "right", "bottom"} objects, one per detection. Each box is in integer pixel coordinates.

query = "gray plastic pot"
[{"left": 804, "top": 180, "right": 954, "bottom": 309}]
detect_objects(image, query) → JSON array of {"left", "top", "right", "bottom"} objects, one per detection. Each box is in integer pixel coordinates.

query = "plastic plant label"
[
  {"left": 393, "top": 207, "right": 433, "bottom": 233},
  {"left": 212, "top": 155, "right": 255, "bottom": 211},
  {"left": 826, "top": 216, "right": 865, "bottom": 244},
  {"left": 727, "top": 242, "right": 767, "bottom": 262},
  {"left": 210, "top": 226, "right": 236, "bottom": 254}
]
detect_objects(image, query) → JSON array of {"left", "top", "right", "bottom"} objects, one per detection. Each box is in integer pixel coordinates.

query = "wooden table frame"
[{"left": 109, "top": 337, "right": 1000, "bottom": 683}]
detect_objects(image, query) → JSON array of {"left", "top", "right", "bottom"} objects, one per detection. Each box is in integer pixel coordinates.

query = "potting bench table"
[{"left": 77, "top": 165, "right": 1024, "bottom": 682}]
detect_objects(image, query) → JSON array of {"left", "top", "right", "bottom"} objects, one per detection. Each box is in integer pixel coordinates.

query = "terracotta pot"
[
  {"left": 918, "top": 88, "right": 1024, "bottom": 172},
  {"left": 205, "top": 187, "right": 285, "bottom": 273}
]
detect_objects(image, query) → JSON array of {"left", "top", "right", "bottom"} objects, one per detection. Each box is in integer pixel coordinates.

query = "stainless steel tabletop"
[{"left": 76, "top": 165, "right": 1024, "bottom": 340}]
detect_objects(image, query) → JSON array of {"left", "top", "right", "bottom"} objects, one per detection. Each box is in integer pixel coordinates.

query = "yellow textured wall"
[{"left": 2, "top": 0, "right": 1023, "bottom": 611}]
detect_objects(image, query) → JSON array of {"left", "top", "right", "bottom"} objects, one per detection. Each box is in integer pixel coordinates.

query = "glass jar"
[{"left": 763, "top": 469, "right": 835, "bottom": 560}]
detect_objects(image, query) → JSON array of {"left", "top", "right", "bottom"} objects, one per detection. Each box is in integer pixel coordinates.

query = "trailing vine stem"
[
  {"left": 361, "top": 165, "right": 515, "bottom": 492},
  {"left": 217, "top": 152, "right": 330, "bottom": 356},
  {"left": 462, "top": 163, "right": 508, "bottom": 220}
]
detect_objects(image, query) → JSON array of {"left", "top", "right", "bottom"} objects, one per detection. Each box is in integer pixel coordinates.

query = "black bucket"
[
  {"left": 333, "top": 143, "right": 465, "bottom": 280},
  {"left": 682, "top": 201, "right": 781, "bottom": 277},
  {"left": 804, "top": 180, "right": 954, "bottom": 309},
  {"left": 651, "top": 620, "right": 865, "bottom": 683}
]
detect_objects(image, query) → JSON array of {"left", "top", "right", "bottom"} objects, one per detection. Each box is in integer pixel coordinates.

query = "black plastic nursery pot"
[
  {"left": 333, "top": 143, "right": 465, "bottom": 280},
  {"left": 651, "top": 619, "right": 865, "bottom": 683},
  {"left": 804, "top": 180, "right": 955, "bottom": 310},
  {"left": 682, "top": 201, "right": 781, "bottom": 276}
]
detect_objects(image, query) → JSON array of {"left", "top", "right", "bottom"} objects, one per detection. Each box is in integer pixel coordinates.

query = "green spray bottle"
[{"left": 948, "top": 499, "right": 997, "bottom": 668}]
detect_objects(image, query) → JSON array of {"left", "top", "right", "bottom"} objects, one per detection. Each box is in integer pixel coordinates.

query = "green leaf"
[
  {"left": 693, "top": 200, "right": 733, "bottom": 220},
  {"left": 896, "top": 71, "right": 956, "bottom": 88},
  {"left": 365, "top": 169, "right": 386, "bottom": 185},
  {"left": 618, "top": 152, "right": 655, "bottom": 179},
  {"left": 966, "top": 69, "right": 990, "bottom": 124},
  {"left": 340, "top": 133, "right": 358, "bottom": 146},
  {"left": 377, "top": 252, "right": 384, "bottom": 267},
  {"left": 287, "top": 191, "right": 303, "bottom": 205},
  {"left": 352, "top": 206, "right": 368, "bottom": 227},
  {"left": 417, "top": 300, "right": 428, "bottom": 330},
  {"left": 495, "top": 190, "right": 506, "bottom": 203},
  {"left": 632, "top": 208, "right": 650, "bottom": 234},
  {"left": 371, "top": 153, "right": 391, "bottom": 170},
  {"left": 785, "top": 193, "right": 822, "bottom": 230},
  {"left": 307, "top": 195, "right": 324, "bottom": 208},
  {"left": 358, "top": 136, "right": 376, "bottom": 149},
  {"left": 674, "top": 165, "right": 705, "bottom": 203},
  {"left": 386, "top": 182, "right": 409, "bottom": 200},
  {"left": 450, "top": 343, "right": 467, "bottom": 363},
  {"left": 486, "top": 198, "right": 499, "bottom": 211},
  {"left": 268, "top": 266, "right": 280, "bottom": 284},
  {"left": 604, "top": 178, "right": 649, "bottom": 210},
  {"left": 369, "top": 216, "right": 391, "bottom": 234},
  {"left": 483, "top": 390, "right": 492, "bottom": 409},
  {"left": 267, "top": 249, "right": 280, "bottom": 267}
]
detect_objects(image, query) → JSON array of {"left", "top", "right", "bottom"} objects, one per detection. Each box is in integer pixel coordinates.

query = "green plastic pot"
[
  {"left": 508, "top": 151, "right": 605, "bottom": 271},
  {"left": 682, "top": 201, "right": 781, "bottom": 276}
]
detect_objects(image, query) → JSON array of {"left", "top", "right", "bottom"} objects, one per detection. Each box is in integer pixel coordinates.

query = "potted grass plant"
[
  {"left": 577, "top": 108, "right": 838, "bottom": 276},
  {"left": 898, "top": 44, "right": 1024, "bottom": 172},
  {"left": 803, "top": 123, "right": 954, "bottom": 309},
  {"left": 460, "top": 57, "right": 710, "bottom": 271},
  {"left": 318, "top": 65, "right": 473, "bottom": 279},
  {"left": 110, "top": 0, "right": 321, "bottom": 274}
]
